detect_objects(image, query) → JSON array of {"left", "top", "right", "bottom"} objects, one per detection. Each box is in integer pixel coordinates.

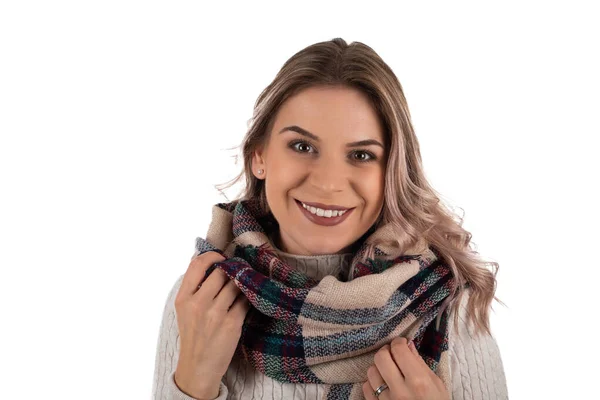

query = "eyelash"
[{"left": 288, "top": 140, "right": 378, "bottom": 163}]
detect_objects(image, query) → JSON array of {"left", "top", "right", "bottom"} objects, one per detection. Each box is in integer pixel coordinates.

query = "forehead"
[{"left": 272, "top": 86, "right": 384, "bottom": 140}]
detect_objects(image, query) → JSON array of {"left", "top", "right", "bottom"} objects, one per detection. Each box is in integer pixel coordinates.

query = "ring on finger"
[
  {"left": 373, "top": 383, "right": 389, "bottom": 398},
  {"left": 367, "top": 365, "right": 390, "bottom": 398}
]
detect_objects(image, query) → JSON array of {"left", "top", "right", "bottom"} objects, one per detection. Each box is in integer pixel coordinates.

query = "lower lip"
[{"left": 295, "top": 199, "right": 354, "bottom": 227}]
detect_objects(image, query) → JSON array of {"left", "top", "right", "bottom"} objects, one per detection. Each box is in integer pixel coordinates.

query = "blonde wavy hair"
[{"left": 216, "top": 38, "right": 505, "bottom": 338}]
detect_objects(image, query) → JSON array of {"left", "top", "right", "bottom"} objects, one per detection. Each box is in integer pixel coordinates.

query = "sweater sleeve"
[
  {"left": 152, "top": 274, "right": 229, "bottom": 400},
  {"left": 448, "top": 291, "right": 509, "bottom": 400}
]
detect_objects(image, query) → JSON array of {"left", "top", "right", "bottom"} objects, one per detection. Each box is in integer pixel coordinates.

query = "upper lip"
[{"left": 296, "top": 199, "right": 353, "bottom": 211}]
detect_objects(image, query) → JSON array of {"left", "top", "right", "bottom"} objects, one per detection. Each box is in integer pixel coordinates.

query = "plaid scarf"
[{"left": 193, "top": 199, "right": 457, "bottom": 400}]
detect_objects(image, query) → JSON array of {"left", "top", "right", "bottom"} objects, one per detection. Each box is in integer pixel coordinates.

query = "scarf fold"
[{"left": 193, "top": 199, "right": 457, "bottom": 400}]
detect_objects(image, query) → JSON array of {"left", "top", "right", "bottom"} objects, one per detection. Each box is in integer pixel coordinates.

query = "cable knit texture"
[{"left": 152, "top": 248, "right": 508, "bottom": 400}]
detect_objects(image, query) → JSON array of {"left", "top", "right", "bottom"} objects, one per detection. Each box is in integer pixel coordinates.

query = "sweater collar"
[{"left": 267, "top": 233, "right": 355, "bottom": 281}]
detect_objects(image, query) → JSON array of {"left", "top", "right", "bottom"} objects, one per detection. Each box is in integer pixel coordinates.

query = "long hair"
[{"left": 215, "top": 38, "right": 505, "bottom": 338}]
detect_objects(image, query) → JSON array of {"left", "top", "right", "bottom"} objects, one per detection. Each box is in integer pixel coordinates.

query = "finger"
[
  {"left": 408, "top": 340, "right": 422, "bottom": 359},
  {"left": 372, "top": 344, "right": 406, "bottom": 396},
  {"left": 213, "top": 278, "right": 243, "bottom": 311},
  {"left": 366, "top": 364, "right": 392, "bottom": 400},
  {"left": 408, "top": 340, "right": 445, "bottom": 387},
  {"left": 195, "top": 267, "right": 231, "bottom": 303},
  {"left": 228, "top": 292, "right": 252, "bottom": 320},
  {"left": 389, "top": 337, "right": 429, "bottom": 381},
  {"left": 408, "top": 339, "right": 437, "bottom": 378},
  {"left": 362, "top": 381, "right": 378, "bottom": 400},
  {"left": 180, "top": 251, "right": 225, "bottom": 296}
]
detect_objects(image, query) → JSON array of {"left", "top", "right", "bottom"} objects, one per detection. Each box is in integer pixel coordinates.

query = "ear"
[{"left": 251, "top": 145, "right": 266, "bottom": 180}]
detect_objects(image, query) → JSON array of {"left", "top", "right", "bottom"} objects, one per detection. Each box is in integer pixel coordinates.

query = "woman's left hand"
[{"left": 362, "top": 337, "right": 450, "bottom": 400}]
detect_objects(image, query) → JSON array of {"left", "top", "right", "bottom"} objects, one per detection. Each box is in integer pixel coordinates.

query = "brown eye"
[
  {"left": 351, "top": 151, "right": 376, "bottom": 162},
  {"left": 289, "top": 140, "right": 314, "bottom": 153}
]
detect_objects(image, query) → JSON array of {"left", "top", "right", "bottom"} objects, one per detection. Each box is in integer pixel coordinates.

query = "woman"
[{"left": 152, "top": 38, "right": 508, "bottom": 400}]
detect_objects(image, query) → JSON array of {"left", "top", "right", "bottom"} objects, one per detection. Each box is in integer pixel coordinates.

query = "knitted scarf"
[{"left": 193, "top": 199, "right": 457, "bottom": 400}]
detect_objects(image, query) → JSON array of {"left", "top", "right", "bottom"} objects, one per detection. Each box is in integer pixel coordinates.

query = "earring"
[{"left": 257, "top": 169, "right": 264, "bottom": 175}]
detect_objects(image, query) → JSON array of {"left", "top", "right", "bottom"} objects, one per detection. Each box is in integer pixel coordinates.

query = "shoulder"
[
  {"left": 167, "top": 274, "right": 186, "bottom": 303},
  {"left": 161, "top": 274, "right": 186, "bottom": 324},
  {"left": 155, "top": 273, "right": 187, "bottom": 358},
  {"left": 158, "top": 273, "right": 186, "bottom": 336},
  {"left": 447, "top": 289, "right": 509, "bottom": 399}
]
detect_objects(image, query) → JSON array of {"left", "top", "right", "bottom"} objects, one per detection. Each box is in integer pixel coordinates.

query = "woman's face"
[{"left": 252, "top": 85, "right": 387, "bottom": 255}]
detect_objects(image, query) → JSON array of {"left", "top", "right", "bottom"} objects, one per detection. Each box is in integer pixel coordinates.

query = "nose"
[{"left": 307, "top": 156, "right": 348, "bottom": 193}]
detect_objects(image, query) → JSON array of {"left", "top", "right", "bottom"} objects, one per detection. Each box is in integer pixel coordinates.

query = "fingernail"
[{"left": 408, "top": 340, "right": 415, "bottom": 349}]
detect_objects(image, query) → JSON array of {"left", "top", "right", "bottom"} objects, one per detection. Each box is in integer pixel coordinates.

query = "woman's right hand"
[{"left": 173, "top": 251, "right": 251, "bottom": 400}]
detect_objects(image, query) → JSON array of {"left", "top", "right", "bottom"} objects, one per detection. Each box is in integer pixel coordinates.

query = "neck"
[{"left": 270, "top": 229, "right": 362, "bottom": 257}]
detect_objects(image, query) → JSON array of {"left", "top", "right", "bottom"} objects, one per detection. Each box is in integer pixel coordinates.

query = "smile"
[{"left": 294, "top": 199, "right": 355, "bottom": 227}]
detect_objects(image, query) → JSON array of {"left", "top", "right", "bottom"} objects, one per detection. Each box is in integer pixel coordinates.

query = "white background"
[{"left": 1, "top": 1, "right": 598, "bottom": 399}]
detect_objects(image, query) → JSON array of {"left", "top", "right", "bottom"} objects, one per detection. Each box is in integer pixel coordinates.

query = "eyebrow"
[{"left": 278, "top": 125, "right": 384, "bottom": 149}]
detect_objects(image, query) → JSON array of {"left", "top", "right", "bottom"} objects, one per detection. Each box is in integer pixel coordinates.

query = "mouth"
[{"left": 294, "top": 199, "right": 355, "bottom": 227}]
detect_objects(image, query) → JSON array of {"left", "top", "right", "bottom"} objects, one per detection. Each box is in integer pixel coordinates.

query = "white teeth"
[{"left": 301, "top": 202, "right": 348, "bottom": 218}]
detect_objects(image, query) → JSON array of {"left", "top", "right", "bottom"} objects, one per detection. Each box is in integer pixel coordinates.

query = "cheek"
[
  {"left": 357, "top": 169, "right": 385, "bottom": 207},
  {"left": 278, "top": 160, "right": 305, "bottom": 178},
  {"left": 266, "top": 154, "right": 305, "bottom": 191}
]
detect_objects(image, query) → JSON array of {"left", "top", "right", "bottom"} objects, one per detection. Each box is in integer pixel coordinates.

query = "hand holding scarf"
[{"left": 363, "top": 337, "right": 450, "bottom": 400}]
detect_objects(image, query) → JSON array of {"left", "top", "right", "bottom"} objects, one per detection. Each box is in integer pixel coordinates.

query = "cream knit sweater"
[{"left": 152, "top": 248, "right": 509, "bottom": 400}]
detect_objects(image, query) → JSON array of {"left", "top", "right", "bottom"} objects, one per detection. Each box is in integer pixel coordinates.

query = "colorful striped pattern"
[{"left": 194, "top": 199, "right": 456, "bottom": 399}]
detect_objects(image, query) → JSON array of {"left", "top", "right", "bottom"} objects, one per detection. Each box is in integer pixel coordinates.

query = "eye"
[
  {"left": 350, "top": 150, "right": 377, "bottom": 162},
  {"left": 288, "top": 140, "right": 377, "bottom": 163},
  {"left": 289, "top": 140, "right": 315, "bottom": 154}
]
